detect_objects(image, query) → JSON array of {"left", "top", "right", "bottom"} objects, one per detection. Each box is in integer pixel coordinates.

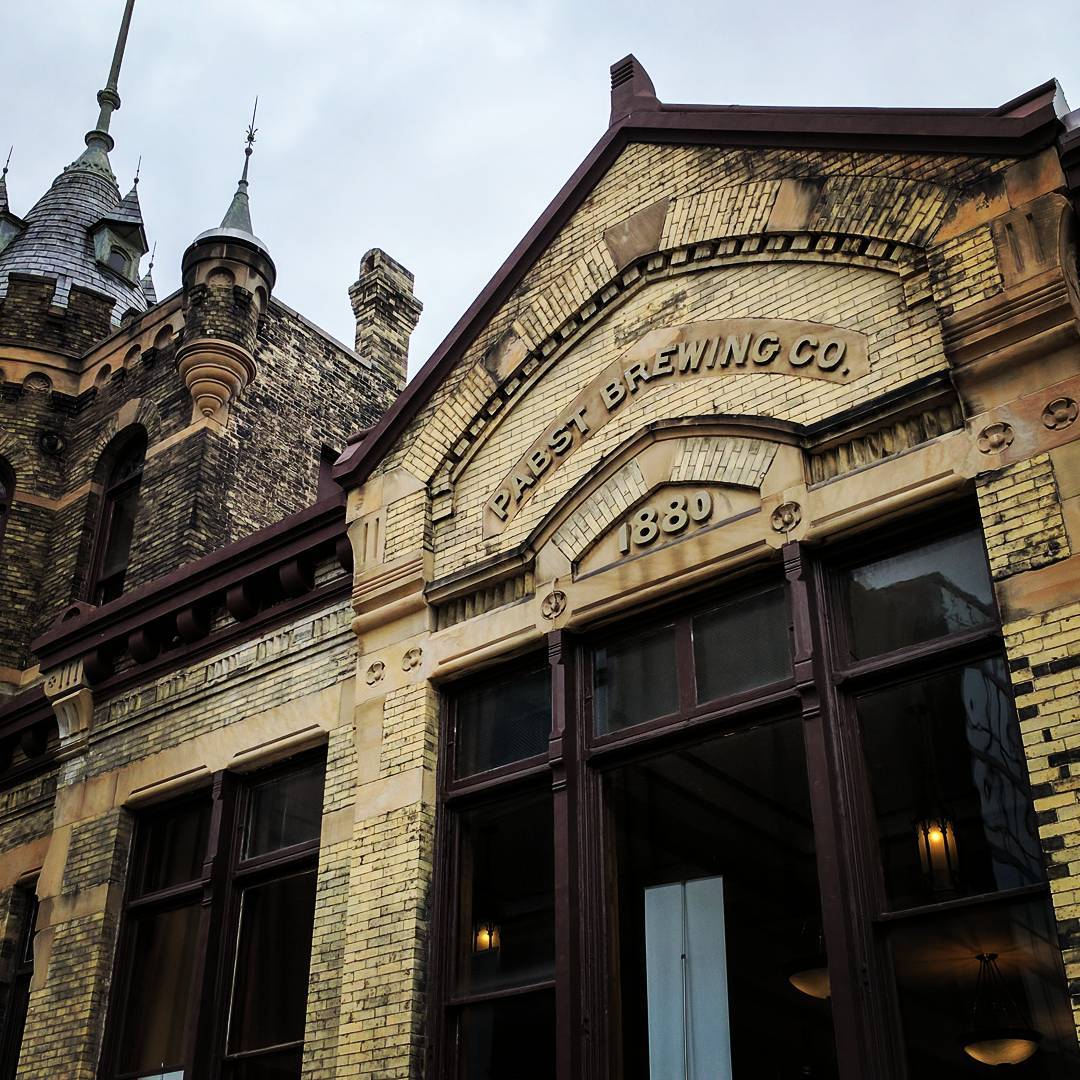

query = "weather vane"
[{"left": 245, "top": 98, "right": 259, "bottom": 158}]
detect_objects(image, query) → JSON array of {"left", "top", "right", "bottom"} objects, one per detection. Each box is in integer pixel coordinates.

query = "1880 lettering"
[{"left": 617, "top": 491, "right": 713, "bottom": 554}]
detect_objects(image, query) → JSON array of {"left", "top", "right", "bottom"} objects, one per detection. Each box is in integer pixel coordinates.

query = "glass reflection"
[
  {"left": 458, "top": 991, "right": 555, "bottom": 1080},
  {"left": 594, "top": 624, "right": 678, "bottom": 734},
  {"left": 607, "top": 718, "right": 838, "bottom": 1078},
  {"left": 847, "top": 531, "right": 995, "bottom": 659},
  {"left": 243, "top": 762, "right": 324, "bottom": 860},
  {"left": 457, "top": 792, "right": 554, "bottom": 993},
  {"left": 118, "top": 904, "right": 202, "bottom": 1073},
  {"left": 454, "top": 666, "right": 551, "bottom": 778},
  {"left": 890, "top": 900, "right": 1079, "bottom": 1077},
  {"left": 858, "top": 659, "right": 1043, "bottom": 908},
  {"left": 693, "top": 584, "right": 792, "bottom": 703}
]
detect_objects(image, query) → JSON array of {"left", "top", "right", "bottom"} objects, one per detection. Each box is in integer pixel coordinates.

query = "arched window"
[
  {"left": 89, "top": 430, "right": 147, "bottom": 604},
  {"left": 0, "top": 458, "right": 14, "bottom": 553},
  {"left": 107, "top": 247, "right": 130, "bottom": 275}
]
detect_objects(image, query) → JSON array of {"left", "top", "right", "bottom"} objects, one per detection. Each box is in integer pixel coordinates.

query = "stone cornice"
[{"left": 32, "top": 495, "right": 352, "bottom": 700}]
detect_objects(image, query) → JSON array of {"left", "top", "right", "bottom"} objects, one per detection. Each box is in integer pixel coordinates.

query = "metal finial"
[
  {"left": 85, "top": 0, "right": 136, "bottom": 153},
  {"left": 240, "top": 97, "right": 258, "bottom": 185},
  {"left": 133, "top": 155, "right": 141, "bottom": 187},
  {"left": 2, "top": 147, "right": 11, "bottom": 179},
  {"left": 148, "top": 241, "right": 156, "bottom": 273}
]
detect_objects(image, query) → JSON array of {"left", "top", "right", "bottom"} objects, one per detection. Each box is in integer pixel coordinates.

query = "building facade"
[{"left": 3, "top": 11, "right": 1080, "bottom": 1080}]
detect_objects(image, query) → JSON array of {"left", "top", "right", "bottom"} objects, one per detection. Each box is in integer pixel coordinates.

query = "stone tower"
[{"left": 177, "top": 109, "right": 277, "bottom": 422}]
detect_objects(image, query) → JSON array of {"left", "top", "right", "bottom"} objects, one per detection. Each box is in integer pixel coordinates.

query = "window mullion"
[
  {"left": 190, "top": 771, "right": 239, "bottom": 1080},
  {"left": 548, "top": 630, "right": 582, "bottom": 1080},
  {"left": 784, "top": 541, "right": 905, "bottom": 1080}
]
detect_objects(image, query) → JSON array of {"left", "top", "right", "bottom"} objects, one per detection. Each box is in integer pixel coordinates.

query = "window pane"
[
  {"left": 458, "top": 991, "right": 555, "bottom": 1080},
  {"left": 693, "top": 584, "right": 792, "bottom": 702},
  {"left": 454, "top": 666, "right": 551, "bottom": 779},
  {"left": 117, "top": 903, "right": 202, "bottom": 1073},
  {"left": 858, "top": 659, "right": 1043, "bottom": 909},
  {"left": 594, "top": 623, "right": 678, "bottom": 735},
  {"left": 890, "top": 900, "right": 1079, "bottom": 1077},
  {"left": 225, "top": 1050, "right": 302, "bottom": 1079},
  {"left": 100, "top": 483, "right": 141, "bottom": 581},
  {"left": 457, "top": 792, "right": 554, "bottom": 993},
  {"left": 228, "top": 871, "right": 317, "bottom": 1054},
  {"left": 242, "top": 762, "right": 324, "bottom": 860},
  {"left": 138, "top": 798, "right": 211, "bottom": 895},
  {"left": 607, "top": 719, "right": 838, "bottom": 1079},
  {"left": 846, "top": 531, "right": 996, "bottom": 659}
]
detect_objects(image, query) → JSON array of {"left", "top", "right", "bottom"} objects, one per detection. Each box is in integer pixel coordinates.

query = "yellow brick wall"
[
  {"left": 433, "top": 257, "right": 945, "bottom": 578},
  {"left": 997, "top": 600, "right": 1080, "bottom": 1033},
  {"left": 977, "top": 454, "right": 1072, "bottom": 579},
  {"left": 379, "top": 142, "right": 1012, "bottom": 499}
]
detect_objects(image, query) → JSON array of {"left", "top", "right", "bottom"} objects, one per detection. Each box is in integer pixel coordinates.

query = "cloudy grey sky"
[{"left": 5, "top": 0, "right": 1080, "bottom": 378}]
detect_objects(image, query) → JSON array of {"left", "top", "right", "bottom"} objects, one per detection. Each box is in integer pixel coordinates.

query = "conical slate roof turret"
[
  {"left": 140, "top": 241, "right": 157, "bottom": 305},
  {"left": 0, "top": 0, "right": 147, "bottom": 323}
]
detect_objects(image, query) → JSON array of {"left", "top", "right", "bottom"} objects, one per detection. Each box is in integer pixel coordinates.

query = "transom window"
[
  {"left": 431, "top": 513, "right": 1078, "bottom": 1080},
  {"left": 102, "top": 755, "right": 324, "bottom": 1080}
]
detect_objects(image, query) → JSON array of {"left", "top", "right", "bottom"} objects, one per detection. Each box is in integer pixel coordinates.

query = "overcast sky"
[{"left": 5, "top": 0, "right": 1080, "bottom": 378}]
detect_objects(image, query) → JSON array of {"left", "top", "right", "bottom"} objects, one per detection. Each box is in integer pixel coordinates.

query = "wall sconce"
[
  {"left": 473, "top": 921, "right": 501, "bottom": 954},
  {"left": 963, "top": 953, "right": 1041, "bottom": 1066},
  {"left": 915, "top": 814, "right": 960, "bottom": 894}
]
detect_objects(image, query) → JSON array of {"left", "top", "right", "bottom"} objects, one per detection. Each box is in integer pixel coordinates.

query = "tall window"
[
  {"left": 0, "top": 883, "right": 37, "bottom": 1080},
  {"left": 432, "top": 513, "right": 1078, "bottom": 1080},
  {"left": 103, "top": 755, "right": 324, "bottom": 1080},
  {"left": 0, "top": 458, "right": 13, "bottom": 554},
  {"left": 90, "top": 430, "right": 146, "bottom": 604}
]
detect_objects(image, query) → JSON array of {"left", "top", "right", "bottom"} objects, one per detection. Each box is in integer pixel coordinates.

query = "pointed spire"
[
  {"left": 77, "top": 0, "right": 136, "bottom": 173},
  {"left": 140, "top": 241, "right": 157, "bottom": 304},
  {"left": 112, "top": 165, "right": 144, "bottom": 226},
  {"left": 0, "top": 148, "right": 11, "bottom": 215},
  {"left": 220, "top": 99, "right": 258, "bottom": 233}
]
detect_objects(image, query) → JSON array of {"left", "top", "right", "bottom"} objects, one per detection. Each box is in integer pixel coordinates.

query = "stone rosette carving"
[
  {"left": 977, "top": 422, "right": 1014, "bottom": 454},
  {"left": 401, "top": 647, "right": 422, "bottom": 671},
  {"left": 365, "top": 661, "right": 385, "bottom": 686},
  {"left": 1042, "top": 397, "right": 1078, "bottom": 430},
  {"left": 771, "top": 502, "right": 802, "bottom": 533},
  {"left": 541, "top": 590, "right": 567, "bottom": 620}
]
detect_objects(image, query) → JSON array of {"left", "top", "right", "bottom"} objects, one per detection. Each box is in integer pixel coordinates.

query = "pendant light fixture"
[
  {"left": 786, "top": 924, "right": 830, "bottom": 1000},
  {"left": 963, "top": 953, "right": 1041, "bottom": 1066}
]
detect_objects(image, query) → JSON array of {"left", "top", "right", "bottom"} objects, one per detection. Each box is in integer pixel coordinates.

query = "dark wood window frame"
[
  {"left": 0, "top": 880, "right": 37, "bottom": 1080},
  {"left": 88, "top": 429, "right": 147, "bottom": 606},
  {"left": 429, "top": 503, "right": 1072, "bottom": 1080},
  {"left": 100, "top": 750, "right": 325, "bottom": 1080}
]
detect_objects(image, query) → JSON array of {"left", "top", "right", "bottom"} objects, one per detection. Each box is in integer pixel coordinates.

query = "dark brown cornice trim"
[
  {"left": 32, "top": 494, "right": 352, "bottom": 692},
  {"left": 0, "top": 688, "right": 51, "bottom": 739},
  {"left": 332, "top": 84, "right": 1064, "bottom": 492}
]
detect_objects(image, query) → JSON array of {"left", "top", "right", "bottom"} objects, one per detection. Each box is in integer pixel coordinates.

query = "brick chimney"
[{"left": 349, "top": 248, "right": 422, "bottom": 392}]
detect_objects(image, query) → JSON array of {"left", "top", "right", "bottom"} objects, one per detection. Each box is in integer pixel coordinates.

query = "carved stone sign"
[{"left": 485, "top": 319, "right": 867, "bottom": 534}]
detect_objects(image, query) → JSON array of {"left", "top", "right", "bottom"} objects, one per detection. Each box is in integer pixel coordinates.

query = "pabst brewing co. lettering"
[{"left": 484, "top": 319, "right": 868, "bottom": 533}]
